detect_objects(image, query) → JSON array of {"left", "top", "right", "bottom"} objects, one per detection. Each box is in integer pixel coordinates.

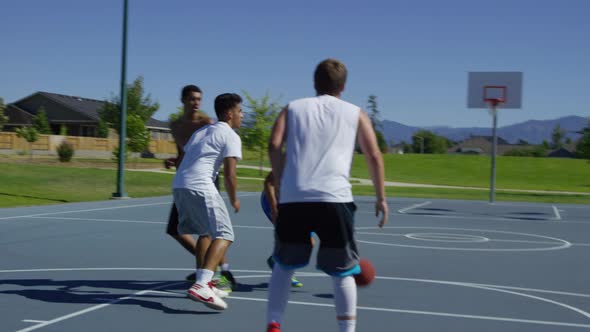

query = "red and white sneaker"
[
  {"left": 267, "top": 322, "right": 281, "bottom": 332},
  {"left": 209, "top": 282, "right": 229, "bottom": 298},
  {"left": 187, "top": 283, "right": 227, "bottom": 310}
]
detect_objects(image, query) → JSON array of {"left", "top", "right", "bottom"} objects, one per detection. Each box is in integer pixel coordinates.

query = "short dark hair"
[
  {"left": 181, "top": 85, "right": 202, "bottom": 100},
  {"left": 314, "top": 58, "right": 347, "bottom": 95},
  {"left": 214, "top": 93, "right": 242, "bottom": 120}
]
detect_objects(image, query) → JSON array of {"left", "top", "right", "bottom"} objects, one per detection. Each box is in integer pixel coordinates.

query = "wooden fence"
[{"left": 0, "top": 132, "right": 176, "bottom": 155}]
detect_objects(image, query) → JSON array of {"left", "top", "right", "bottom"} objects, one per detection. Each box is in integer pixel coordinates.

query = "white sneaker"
[
  {"left": 187, "top": 283, "right": 227, "bottom": 310},
  {"left": 210, "top": 283, "right": 229, "bottom": 298}
]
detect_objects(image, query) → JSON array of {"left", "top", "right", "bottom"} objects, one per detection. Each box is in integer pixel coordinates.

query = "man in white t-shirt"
[
  {"left": 172, "top": 93, "right": 243, "bottom": 310},
  {"left": 265, "top": 59, "right": 388, "bottom": 332}
]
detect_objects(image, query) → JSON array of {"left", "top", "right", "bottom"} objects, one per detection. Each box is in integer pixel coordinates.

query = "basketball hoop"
[{"left": 483, "top": 86, "right": 506, "bottom": 107}]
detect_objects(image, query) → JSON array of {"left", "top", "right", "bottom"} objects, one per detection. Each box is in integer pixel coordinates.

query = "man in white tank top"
[{"left": 265, "top": 59, "right": 388, "bottom": 332}]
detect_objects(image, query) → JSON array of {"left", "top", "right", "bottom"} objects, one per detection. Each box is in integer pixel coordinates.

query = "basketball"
[{"left": 354, "top": 258, "right": 375, "bottom": 287}]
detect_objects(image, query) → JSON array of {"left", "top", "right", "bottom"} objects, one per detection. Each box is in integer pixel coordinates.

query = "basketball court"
[{"left": 1, "top": 193, "right": 589, "bottom": 331}]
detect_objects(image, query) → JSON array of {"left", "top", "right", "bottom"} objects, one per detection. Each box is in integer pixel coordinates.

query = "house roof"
[
  {"left": 467, "top": 135, "right": 510, "bottom": 145},
  {"left": 9, "top": 91, "right": 169, "bottom": 130},
  {"left": 38, "top": 92, "right": 104, "bottom": 121}
]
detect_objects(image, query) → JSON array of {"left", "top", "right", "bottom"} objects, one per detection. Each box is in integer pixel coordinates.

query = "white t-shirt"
[
  {"left": 279, "top": 95, "right": 360, "bottom": 203},
  {"left": 172, "top": 121, "right": 242, "bottom": 191}
]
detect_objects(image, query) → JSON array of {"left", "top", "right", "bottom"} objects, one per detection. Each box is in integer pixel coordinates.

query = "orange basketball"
[{"left": 354, "top": 258, "right": 375, "bottom": 287}]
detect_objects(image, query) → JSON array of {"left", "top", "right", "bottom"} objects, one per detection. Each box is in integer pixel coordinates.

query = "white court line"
[
  {"left": 20, "top": 216, "right": 274, "bottom": 230},
  {"left": 0, "top": 202, "right": 170, "bottom": 221},
  {"left": 553, "top": 206, "right": 562, "bottom": 221},
  {"left": 397, "top": 201, "right": 431, "bottom": 214},
  {"left": 0, "top": 193, "right": 257, "bottom": 222},
  {"left": 362, "top": 210, "right": 590, "bottom": 224},
  {"left": 30, "top": 216, "right": 166, "bottom": 224},
  {"left": 14, "top": 281, "right": 184, "bottom": 332},
  {"left": 21, "top": 320, "right": 46, "bottom": 324},
  {"left": 146, "top": 290, "right": 590, "bottom": 329}
]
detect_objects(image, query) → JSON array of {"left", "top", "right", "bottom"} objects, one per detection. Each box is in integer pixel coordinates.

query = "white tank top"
[{"left": 279, "top": 95, "right": 360, "bottom": 203}]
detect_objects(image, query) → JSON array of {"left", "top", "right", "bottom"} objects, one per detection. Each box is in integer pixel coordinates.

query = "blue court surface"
[{"left": 1, "top": 194, "right": 589, "bottom": 331}]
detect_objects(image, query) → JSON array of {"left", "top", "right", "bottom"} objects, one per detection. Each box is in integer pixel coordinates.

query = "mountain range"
[{"left": 381, "top": 115, "right": 589, "bottom": 145}]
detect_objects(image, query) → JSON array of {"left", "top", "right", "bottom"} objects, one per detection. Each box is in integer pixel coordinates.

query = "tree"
[
  {"left": 0, "top": 98, "right": 8, "bottom": 131},
  {"left": 576, "top": 120, "right": 590, "bottom": 159},
  {"left": 366, "top": 95, "right": 387, "bottom": 153},
  {"left": 551, "top": 124, "right": 566, "bottom": 149},
  {"left": 411, "top": 130, "right": 448, "bottom": 154},
  {"left": 16, "top": 126, "right": 39, "bottom": 160},
  {"left": 126, "top": 114, "right": 150, "bottom": 153},
  {"left": 375, "top": 130, "right": 388, "bottom": 153},
  {"left": 367, "top": 95, "right": 381, "bottom": 130},
  {"left": 32, "top": 106, "right": 51, "bottom": 134},
  {"left": 168, "top": 106, "right": 184, "bottom": 123},
  {"left": 99, "top": 76, "right": 159, "bottom": 134},
  {"left": 240, "top": 91, "right": 281, "bottom": 174},
  {"left": 96, "top": 119, "right": 109, "bottom": 138}
]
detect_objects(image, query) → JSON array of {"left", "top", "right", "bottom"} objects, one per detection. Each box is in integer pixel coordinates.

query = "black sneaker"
[
  {"left": 220, "top": 270, "right": 237, "bottom": 290},
  {"left": 185, "top": 272, "right": 196, "bottom": 282}
]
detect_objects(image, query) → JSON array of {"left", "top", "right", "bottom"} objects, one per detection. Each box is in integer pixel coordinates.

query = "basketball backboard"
[{"left": 467, "top": 72, "right": 523, "bottom": 109}]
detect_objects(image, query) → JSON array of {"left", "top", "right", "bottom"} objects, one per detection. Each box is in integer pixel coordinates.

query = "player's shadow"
[
  {"left": 0, "top": 279, "right": 218, "bottom": 315},
  {"left": 313, "top": 293, "right": 334, "bottom": 299},
  {"left": 232, "top": 282, "right": 269, "bottom": 293}
]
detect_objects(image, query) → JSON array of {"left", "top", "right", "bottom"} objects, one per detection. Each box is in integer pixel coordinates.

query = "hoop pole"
[
  {"left": 489, "top": 103, "right": 498, "bottom": 203},
  {"left": 113, "top": 0, "right": 129, "bottom": 199}
]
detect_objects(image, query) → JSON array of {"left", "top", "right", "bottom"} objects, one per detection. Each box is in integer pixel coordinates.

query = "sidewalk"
[{"left": 128, "top": 165, "right": 590, "bottom": 196}]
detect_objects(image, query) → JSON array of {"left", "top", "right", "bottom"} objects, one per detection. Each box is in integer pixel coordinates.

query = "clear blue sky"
[{"left": 1, "top": 0, "right": 588, "bottom": 127}]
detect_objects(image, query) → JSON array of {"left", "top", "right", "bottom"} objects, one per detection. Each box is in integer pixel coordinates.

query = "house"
[
  {"left": 547, "top": 143, "right": 577, "bottom": 158},
  {"left": 448, "top": 135, "right": 515, "bottom": 155},
  {"left": 3, "top": 91, "right": 171, "bottom": 140}
]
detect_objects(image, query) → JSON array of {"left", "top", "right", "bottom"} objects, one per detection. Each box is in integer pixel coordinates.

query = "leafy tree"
[
  {"left": 240, "top": 91, "right": 281, "bottom": 174},
  {"left": 99, "top": 76, "right": 159, "bottom": 134},
  {"left": 401, "top": 140, "right": 413, "bottom": 153},
  {"left": 551, "top": 124, "right": 566, "bottom": 149},
  {"left": 97, "top": 119, "right": 109, "bottom": 138},
  {"left": 16, "top": 126, "right": 39, "bottom": 160},
  {"left": 542, "top": 140, "right": 550, "bottom": 149},
  {"left": 375, "top": 130, "right": 388, "bottom": 153},
  {"left": 59, "top": 124, "right": 68, "bottom": 136},
  {"left": 168, "top": 106, "right": 184, "bottom": 123},
  {"left": 0, "top": 98, "right": 8, "bottom": 131},
  {"left": 576, "top": 120, "right": 590, "bottom": 159},
  {"left": 411, "top": 130, "right": 448, "bottom": 154},
  {"left": 565, "top": 137, "right": 572, "bottom": 144},
  {"left": 126, "top": 114, "right": 150, "bottom": 153},
  {"left": 33, "top": 107, "right": 51, "bottom": 134},
  {"left": 504, "top": 145, "right": 547, "bottom": 157}
]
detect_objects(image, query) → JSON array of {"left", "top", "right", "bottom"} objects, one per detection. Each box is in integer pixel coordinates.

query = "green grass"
[
  {"left": 2, "top": 153, "right": 589, "bottom": 208},
  {"left": 351, "top": 154, "right": 590, "bottom": 193},
  {"left": 0, "top": 163, "right": 268, "bottom": 208}
]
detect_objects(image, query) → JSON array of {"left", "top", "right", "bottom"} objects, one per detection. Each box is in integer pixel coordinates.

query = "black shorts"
[
  {"left": 272, "top": 202, "right": 360, "bottom": 276},
  {"left": 166, "top": 203, "right": 180, "bottom": 235}
]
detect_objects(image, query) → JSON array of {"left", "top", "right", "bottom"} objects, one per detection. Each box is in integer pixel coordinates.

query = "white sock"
[
  {"left": 221, "top": 263, "right": 230, "bottom": 272},
  {"left": 266, "top": 263, "right": 294, "bottom": 325},
  {"left": 196, "top": 269, "right": 215, "bottom": 285},
  {"left": 337, "top": 319, "right": 356, "bottom": 332},
  {"left": 332, "top": 276, "right": 357, "bottom": 332}
]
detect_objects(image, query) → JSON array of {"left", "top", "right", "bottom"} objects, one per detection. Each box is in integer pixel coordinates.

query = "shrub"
[
  {"left": 56, "top": 140, "right": 75, "bottom": 162},
  {"left": 112, "top": 146, "right": 130, "bottom": 162}
]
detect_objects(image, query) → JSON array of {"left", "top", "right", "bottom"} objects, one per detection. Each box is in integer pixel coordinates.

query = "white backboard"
[{"left": 467, "top": 72, "right": 523, "bottom": 109}]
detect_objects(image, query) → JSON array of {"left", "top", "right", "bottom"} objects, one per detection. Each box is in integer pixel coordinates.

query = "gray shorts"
[{"left": 172, "top": 188, "right": 234, "bottom": 242}]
